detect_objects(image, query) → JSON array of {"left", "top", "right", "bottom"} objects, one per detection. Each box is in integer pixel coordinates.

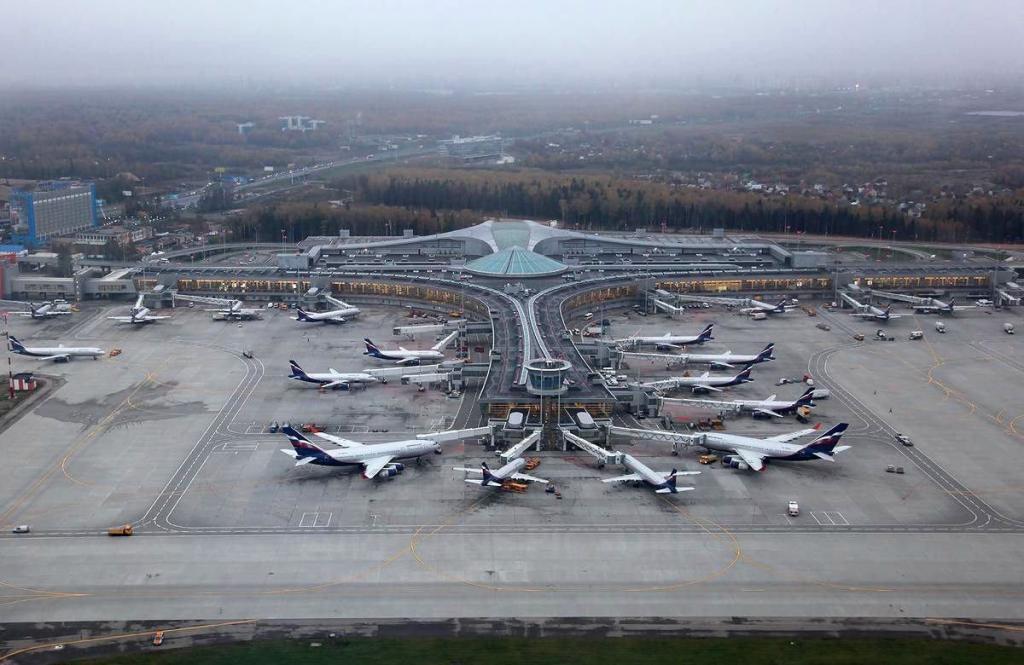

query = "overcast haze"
[{"left": 6, "top": 0, "right": 1023, "bottom": 89}]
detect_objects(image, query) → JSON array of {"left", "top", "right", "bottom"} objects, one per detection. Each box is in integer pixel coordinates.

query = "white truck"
[
  {"left": 934, "top": 321, "right": 946, "bottom": 333},
  {"left": 1005, "top": 323, "right": 1015, "bottom": 335}
]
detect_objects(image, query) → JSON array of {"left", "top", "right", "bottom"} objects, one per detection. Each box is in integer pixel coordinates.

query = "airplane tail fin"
[
  {"left": 7, "top": 335, "right": 25, "bottom": 353},
  {"left": 758, "top": 343, "right": 775, "bottom": 361},
  {"left": 363, "top": 338, "right": 383, "bottom": 357},
  {"left": 698, "top": 323, "right": 714, "bottom": 342},
  {"left": 802, "top": 423, "right": 850, "bottom": 453},
  {"left": 288, "top": 360, "right": 307, "bottom": 379},
  {"left": 282, "top": 426, "right": 330, "bottom": 459},
  {"left": 735, "top": 365, "right": 754, "bottom": 382},
  {"left": 481, "top": 461, "right": 495, "bottom": 485},
  {"left": 296, "top": 307, "right": 314, "bottom": 322},
  {"left": 665, "top": 469, "right": 679, "bottom": 493},
  {"left": 796, "top": 387, "right": 816, "bottom": 406}
]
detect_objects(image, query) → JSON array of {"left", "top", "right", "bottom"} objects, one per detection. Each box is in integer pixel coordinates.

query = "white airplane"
[
  {"left": 108, "top": 295, "right": 170, "bottom": 325},
  {"left": 280, "top": 425, "right": 442, "bottom": 479},
  {"left": 173, "top": 293, "right": 262, "bottom": 320},
  {"left": 679, "top": 423, "right": 850, "bottom": 472},
  {"left": 8, "top": 335, "right": 103, "bottom": 362},
  {"left": 851, "top": 303, "right": 901, "bottom": 322},
  {"left": 739, "top": 298, "right": 795, "bottom": 315},
  {"left": 911, "top": 297, "right": 977, "bottom": 315},
  {"left": 6, "top": 300, "right": 73, "bottom": 319},
  {"left": 615, "top": 323, "right": 714, "bottom": 350},
  {"left": 632, "top": 365, "right": 753, "bottom": 393},
  {"left": 294, "top": 302, "right": 361, "bottom": 324},
  {"left": 663, "top": 386, "right": 816, "bottom": 419},
  {"left": 363, "top": 331, "right": 456, "bottom": 366},
  {"left": 454, "top": 460, "right": 549, "bottom": 487},
  {"left": 601, "top": 453, "right": 700, "bottom": 494},
  {"left": 620, "top": 343, "right": 775, "bottom": 369},
  {"left": 287, "top": 360, "right": 377, "bottom": 390}
]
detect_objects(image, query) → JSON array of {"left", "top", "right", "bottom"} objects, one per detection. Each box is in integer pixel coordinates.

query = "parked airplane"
[
  {"left": 664, "top": 386, "right": 816, "bottom": 418},
  {"left": 454, "top": 460, "right": 549, "bottom": 487},
  {"left": 699, "top": 423, "right": 850, "bottom": 471},
  {"left": 7, "top": 300, "right": 73, "bottom": 319},
  {"left": 288, "top": 360, "right": 377, "bottom": 390},
  {"left": 363, "top": 331, "right": 456, "bottom": 366},
  {"left": 108, "top": 295, "right": 170, "bottom": 325},
  {"left": 632, "top": 365, "right": 754, "bottom": 393},
  {"left": 601, "top": 453, "right": 700, "bottom": 494},
  {"left": 620, "top": 343, "right": 775, "bottom": 369},
  {"left": 173, "top": 293, "right": 262, "bottom": 320},
  {"left": 739, "top": 299, "right": 794, "bottom": 315},
  {"left": 280, "top": 425, "right": 441, "bottom": 479},
  {"left": 8, "top": 335, "right": 103, "bottom": 362},
  {"left": 911, "top": 297, "right": 976, "bottom": 315},
  {"left": 615, "top": 324, "right": 714, "bottom": 350},
  {"left": 294, "top": 302, "right": 361, "bottom": 324},
  {"left": 851, "top": 303, "right": 901, "bottom": 322}
]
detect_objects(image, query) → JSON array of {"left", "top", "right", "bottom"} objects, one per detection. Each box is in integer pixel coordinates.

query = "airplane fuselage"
[
  {"left": 290, "top": 371, "right": 376, "bottom": 386},
  {"left": 13, "top": 345, "right": 103, "bottom": 359},
  {"left": 313, "top": 439, "right": 441, "bottom": 466},
  {"left": 701, "top": 432, "right": 824, "bottom": 461}
]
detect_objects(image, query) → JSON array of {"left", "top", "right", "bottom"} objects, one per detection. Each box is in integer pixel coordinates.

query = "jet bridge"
[
  {"left": 400, "top": 372, "right": 451, "bottom": 386},
  {"left": 435, "top": 329, "right": 460, "bottom": 349},
  {"left": 838, "top": 291, "right": 866, "bottom": 310},
  {"left": 651, "top": 298, "right": 685, "bottom": 317},
  {"left": 499, "top": 430, "right": 541, "bottom": 461},
  {"left": 324, "top": 294, "right": 358, "bottom": 309},
  {"left": 860, "top": 288, "right": 927, "bottom": 306},
  {"left": 607, "top": 425, "right": 705, "bottom": 454},
  {"left": 363, "top": 364, "right": 451, "bottom": 379},
  {"left": 393, "top": 323, "right": 446, "bottom": 337},
  {"left": 417, "top": 425, "right": 493, "bottom": 443},
  {"left": 561, "top": 428, "right": 621, "bottom": 466},
  {"left": 997, "top": 289, "right": 1021, "bottom": 306}
]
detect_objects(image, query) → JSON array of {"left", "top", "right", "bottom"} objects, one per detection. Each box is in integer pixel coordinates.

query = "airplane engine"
[
  {"left": 433, "top": 444, "right": 443, "bottom": 455},
  {"left": 751, "top": 411, "right": 772, "bottom": 419},
  {"left": 721, "top": 455, "right": 749, "bottom": 470},
  {"left": 386, "top": 463, "right": 405, "bottom": 474}
]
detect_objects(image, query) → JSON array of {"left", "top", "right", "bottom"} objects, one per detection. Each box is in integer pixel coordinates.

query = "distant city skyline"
[{"left": 5, "top": 0, "right": 1023, "bottom": 89}]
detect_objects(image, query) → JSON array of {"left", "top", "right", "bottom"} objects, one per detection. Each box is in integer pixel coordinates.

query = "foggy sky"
[{"left": 6, "top": 0, "right": 1023, "bottom": 89}]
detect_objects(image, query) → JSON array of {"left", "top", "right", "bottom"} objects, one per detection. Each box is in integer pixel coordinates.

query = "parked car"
[
  {"left": 787, "top": 500, "right": 800, "bottom": 517},
  {"left": 12, "top": 525, "right": 30, "bottom": 534}
]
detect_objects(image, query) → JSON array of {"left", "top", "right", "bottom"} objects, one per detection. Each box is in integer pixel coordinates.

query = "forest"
[{"left": 328, "top": 169, "right": 1024, "bottom": 243}]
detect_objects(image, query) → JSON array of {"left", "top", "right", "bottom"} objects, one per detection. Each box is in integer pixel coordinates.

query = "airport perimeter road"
[{"left": 1, "top": 530, "right": 1023, "bottom": 622}]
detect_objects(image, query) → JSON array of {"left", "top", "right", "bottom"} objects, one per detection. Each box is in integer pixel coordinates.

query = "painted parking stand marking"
[
  {"left": 298, "top": 511, "right": 332, "bottom": 527},
  {"left": 811, "top": 511, "right": 849, "bottom": 526}
]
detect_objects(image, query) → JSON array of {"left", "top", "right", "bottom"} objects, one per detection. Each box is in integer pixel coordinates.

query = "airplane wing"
[
  {"left": 313, "top": 432, "right": 364, "bottom": 447},
  {"left": 107, "top": 316, "right": 137, "bottom": 323},
  {"left": 655, "top": 486, "right": 695, "bottom": 494},
  {"left": 361, "top": 455, "right": 395, "bottom": 479},
  {"left": 295, "top": 456, "right": 317, "bottom": 466},
  {"left": 510, "top": 472, "right": 549, "bottom": 484},
  {"left": 764, "top": 427, "right": 820, "bottom": 443},
  {"left": 36, "top": 354, "right": 71, "bottom": 362},
  {"left": 463, "top": 478, "right": 486, "bottom": 485},
  {"left": 692, "top": 384, "right": 723, "bottom": 392},
  {"left": 601, "top": 473, "right": 643, "bottom": 483},
  {"left": 395, "top": 357, "right": 419, "bottom": 366},
  {"left": 319, "top": 380, "right": 349, "bottom": 390},
  {"left": 397, "top": 346, "right": 409, "bottom": 352},
  {"left": 144, "top": 316, "right": 171, "bottom": 321},
  {"left": 452, "top": 467, "right": 483, "bottom": 474},
  {"left": 751, "top": 408, "right": 784, "bottom": 418},
  {"left": 730, "top": 448, "right": 766, "bottom": 471}
]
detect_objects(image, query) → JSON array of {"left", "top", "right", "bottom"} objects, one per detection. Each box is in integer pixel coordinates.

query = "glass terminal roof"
[{"left": 464, "top": 246, "right": 567, "bottom": 278}]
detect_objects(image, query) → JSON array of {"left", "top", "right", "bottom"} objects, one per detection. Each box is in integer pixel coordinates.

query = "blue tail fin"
[
  {"left": 8, "top": 335, "right": 25, "bottom": 353},
  {"left": 803, "top": 423, "right": 849, "bottom": 453},
  {"left": 363, "top": 338, "right": 382, "bottom": 357},
  {"left": 735, "top": 365, "right": 754, "bottom": 382},
  {"left": 698, "top": 323, "right": 714, "bottom": 341},
  {"left": 288, "top": 360, "right": 307, "bottom": 379},
  {"left": 796, "top": 387, "right": 816, "bottom": 406},
  {"left": 481, "top": 462, "right": 495, "bottom": 485},
  {"left": 758, "top": 343, "right": 775, "bottom": 361},
  {"left": 296, "top": 308, "right": 313, "bottom": 322},
  {"left": 665, "top": 469, "right": 678, "bottom": 493},
  {"left": 282, "top": 426, "right": 330, "bottom": 459}
]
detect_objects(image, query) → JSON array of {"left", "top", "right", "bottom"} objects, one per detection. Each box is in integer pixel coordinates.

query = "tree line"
[{"left": 330, "top": 170, "right": 1022, "bottom": 243}]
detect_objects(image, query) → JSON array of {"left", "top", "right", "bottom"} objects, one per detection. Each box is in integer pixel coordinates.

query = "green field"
[{"left": 77, "top": 637, "right": 1021, "bottom": 665}]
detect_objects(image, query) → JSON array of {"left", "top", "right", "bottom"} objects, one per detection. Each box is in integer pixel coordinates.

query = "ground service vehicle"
[
  {"left": 909, "top": 330, "right": 923, "bottom": 340},
  {"left": 788, "top": 500, "right": 800, "bottom": 516},
  {"left": 1005, "top": 323, "right": 1015, "bottom": 335},
  {"left": 895, "top": 433, "right": 914, "bottom": 447},
  {"left": 108, "top": 524, "right": 134, "bottom": 536},
  {"left": 935, "top": 321, "right": 946, "bottom": 333}
]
